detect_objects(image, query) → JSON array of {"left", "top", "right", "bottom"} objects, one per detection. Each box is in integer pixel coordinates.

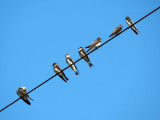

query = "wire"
[{"left": 0, "top": 6, "right": 160, "bottom": 112}]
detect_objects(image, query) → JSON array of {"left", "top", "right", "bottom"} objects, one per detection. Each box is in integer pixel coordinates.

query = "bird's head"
[
  {"left": 65, "top": 54, "right": 70, "bottom": 58},
  {"left": 78, "top": 47, "right": 83, "bottom": 50},
  {"left": 20, "top": 87, "right": 27, "bottom": 91},
  {"left": 53, "top": 63, "right": 58, "bottom": 68},
  {"left": 126, "top": 16, "right": 131, "bottom": 21},
  {"left": 97, "top": 37, "right": 102, "bottom": 42},
  {"left": 118, "top": 25, "right": 123, "bottom": 28}
]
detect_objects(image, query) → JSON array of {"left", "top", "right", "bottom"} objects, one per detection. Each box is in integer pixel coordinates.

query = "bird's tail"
[
  {"left": 64, "top": 75, "right": 69, "bottom": 81},
  {"left": 27, "top": 96, "right": 33, "bottom": 101},
  {"left": 109, "top": 34, "right": 113, "bottom": 37},
  {"left": 85, "top": 45, "right": 90, "bottom": 48},
  {"left": 86, "top": 48, "right": 91, "bottom": 52},
  {"left": 88, "top": 62, "right": 93, "bottom": 67},
  {"left": 131, "top": 28, "right": 138, "bottom": 35},
  {"left": 134, "top": 30, "right": 138, "bottom": 35},
  {"left": 59, "top": 76, "right": 67, "bottom": 83},
  {"left": 75, "top": 71, "right": 79, "bottom": 75}
]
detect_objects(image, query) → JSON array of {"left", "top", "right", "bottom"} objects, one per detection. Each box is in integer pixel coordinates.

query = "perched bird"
[
  {"left": 16, "top": 87, "right": 33, "bottom": 105},
  {"left": 53, "top": 63, "right": 69, "bottom": 82},
  {"left": 79, "top": 47, "right": 93, "bottom": 67},
  {"left": 85, "top": 37, "right": 102, "bottom": 52},
  {"left": 65, "top": 54, "right": 79, "bottom": 75},
  {"left": 126, "top": 16, "right": 139, "bottom": 35},
  {"left": 109, "top": 25, "right": 123, "bottom": 37}
]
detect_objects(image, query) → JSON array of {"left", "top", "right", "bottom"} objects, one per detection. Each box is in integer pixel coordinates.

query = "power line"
[{"left": 0, "top": 6, "right": 160, "bottom": 112}]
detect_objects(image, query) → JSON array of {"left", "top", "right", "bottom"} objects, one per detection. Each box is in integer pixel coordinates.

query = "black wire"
[{"left": 0, "top": 6, "right": 160, "bottom": 112}]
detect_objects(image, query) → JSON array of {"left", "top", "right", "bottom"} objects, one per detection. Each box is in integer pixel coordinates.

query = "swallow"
[
  {"left": 16, "top": 87, "right": 33, "bottom": 105},
  {"left": 126, "top": 16, "right": 139, "bottom": 35},
  {"left": 65, "top": 54, "right": 79, "bottom": 75},
  {"left": 53, "top": 63, "right": 69, "bottom": 82},
  {"left": 109, "top": 25, "right": 123, "bottom": 37},
  {"left": 85, "top": 37, "right": 102, "bottom": 52},
  {"left": 79, "top": 47, "right": 93, "bottom": 67}
]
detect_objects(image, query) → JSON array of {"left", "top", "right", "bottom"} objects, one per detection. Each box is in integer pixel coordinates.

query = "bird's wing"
[
  {"left": 57, "top": 65, "right": 63, "bottom": 71},
  {"left": 129, "top": 19, "right": 139, "bottom": 31},
  {"left": 131, "top": 28, "right": 138, "bottom": 35},
  {"left": 59, "top": 76, "right": 67, "bottom": 82},
  {"left": 57, "top": 65, "right": 66, "bottom": 77},
  {"left": 110, "top": 26, "right": 121, "bottom": 37},
  {"left": 90, "top": 40, "right": 99, "bottom": 48},
  {"left": 18, "top": 88, "right": 26, "bottom": 95},
  {"left": 22, "top": 96, "right": 31, "bottom": 105},
  {"left": 68, "top": 57, "right": 79, "bottom": 72},
  {"left": 114, "top": 26, "right": 122, "bottom": 34},
  {"left": 86, "top": 41, "right": 98, "bottom": 52},
  {"left": 133, "top": 24, "right": 139, "bottom": 31},
  {"left": 85, "top": 45, "right": 91, "bottom": 48},
  {"left": 68, "top": 57, "right": 74, "bottom": 64},
  {"left": 18, "top": 89, "right": 31, "bottom": 105},
  {"left": 82, "top": 49, "right": 90, "bottom": 62}
]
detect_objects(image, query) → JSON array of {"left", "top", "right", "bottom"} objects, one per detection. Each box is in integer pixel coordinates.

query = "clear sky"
[{"left": 0, "top": 0, "right": 160, "bottom": 120}]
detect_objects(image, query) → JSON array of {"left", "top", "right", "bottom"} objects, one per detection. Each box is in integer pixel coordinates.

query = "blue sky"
[{"left": 0, "top": 0, "right": 160, "bottom": 120}]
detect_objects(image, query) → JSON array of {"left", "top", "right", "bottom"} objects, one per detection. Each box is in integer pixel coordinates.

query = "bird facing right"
[
  {"left": 85, "top": 37, "right": 102, "bottom": 52},
  {"left": 109, "top": 25, "right": 123, "bottom": 37}
]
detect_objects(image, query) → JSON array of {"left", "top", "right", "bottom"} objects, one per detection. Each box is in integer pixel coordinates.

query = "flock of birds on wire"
[{"left": 16, "top": 16, "right": 140, "bottom": 105}]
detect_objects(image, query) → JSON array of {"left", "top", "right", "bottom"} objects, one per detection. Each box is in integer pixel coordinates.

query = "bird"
[
  {"left": 126, "top": 16, "right": 139, "bottom": 35},
  {"left": 109, "top": 25, "right": 123, "bottom": 37},
  {"left": 16, "top": 87, "right": 33, "bottom": 105},
  {"left": 85, "top": 37, "right": 102, "bottom": 52},
  {"left": 79, "top": 47, "right": 93, "bottom": 67},
  {"left": 65, "top": 54, "right": 79, "bottom": 75},
  {"left": 53, "top": 63, "right": 69, "bottom": 82}
]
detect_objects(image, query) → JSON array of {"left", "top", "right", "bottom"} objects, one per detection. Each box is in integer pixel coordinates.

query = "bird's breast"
[
  {"left": 126, "top": 20, "right": 132, "bottom": 26},
  {"left": 95, "top": 42, "right": 101, "bottom": 48},
  {"left": 54, "top": 68, "right": 60, "bottom": 73},
  {"left": 67, "top": 59, "right": 73, "bottom": 65},
  {"left": 79, "top": 51, "right": 85, "bottom": 57},
  {"left": 17, "top": 92, "right": 23, "bottom": 97}
]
